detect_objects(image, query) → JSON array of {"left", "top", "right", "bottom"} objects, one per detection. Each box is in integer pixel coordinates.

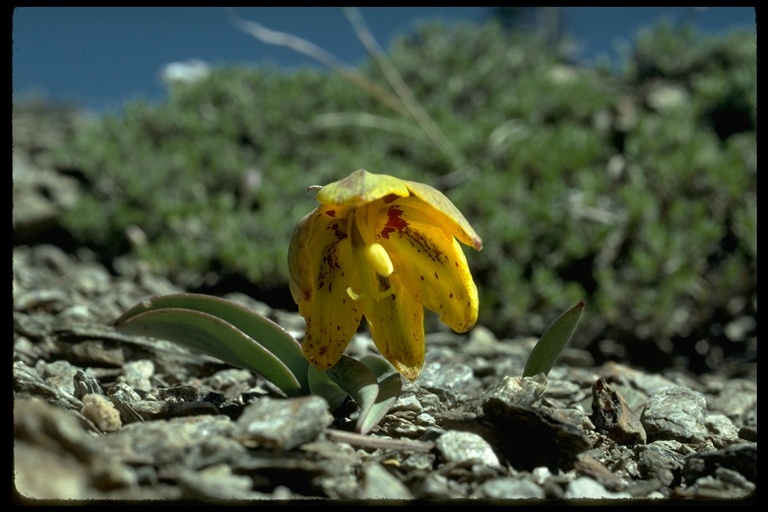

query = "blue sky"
[{"left": 12, "top": 7, "right": 755, "bottom": 114}]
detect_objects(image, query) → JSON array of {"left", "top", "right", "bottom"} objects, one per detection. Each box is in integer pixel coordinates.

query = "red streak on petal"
[
  {"left": 325, "top": 210, "right": 336, "bottom": 217},
  {"left": 380, "top": 205, "right": 408, "bottom": 239}
]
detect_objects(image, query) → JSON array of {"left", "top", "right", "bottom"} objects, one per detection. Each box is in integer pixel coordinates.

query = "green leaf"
[
  {"left": 323, "top": 355, "right": 402, "bottom": 434},
  {"left": 523, "top": 300, "right": 585, "bottom": 377},
  {"left": 358, "top": 355, "right": 403, "bottom": 435},
  {"left": 115, "top": 293, "right": 309, "bottom": 391},
  {"left": 115, "top": 306, "right": 306, "bottom": 396},
  {"left": 114, "top": 294, "right": 401, "bottom": 433},
  {"left": 324, "top": 356, "right": 380, "bottom": 433}
]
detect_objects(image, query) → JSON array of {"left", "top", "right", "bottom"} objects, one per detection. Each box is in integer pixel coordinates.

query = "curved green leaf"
[
  {"left": 115, "top": 307, "right": 305, "bottom": 396},
  {"left": 324, "top": 356, "right": 381, "bottom": 434},
  {"left": 523, "top": 300, "right": 585, "bottom": 378},
  {"left": 358, "top": 355, "right": 403, "bottom": 435},
  {"left": 115, "top": 293, "right": 309, "bottom": 391}
]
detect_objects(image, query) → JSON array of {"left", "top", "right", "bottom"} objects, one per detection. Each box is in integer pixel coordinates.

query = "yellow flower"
[{"left": 288, "top": 169, "right": 482, "bottom": 380}]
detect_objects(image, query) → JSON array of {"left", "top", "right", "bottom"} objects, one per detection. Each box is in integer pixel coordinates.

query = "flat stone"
[
  {"left": 235, "top": 396, "right": 332, "bottom": 450},
  {"left": 641, "top": 386, "right": 707, "bottom": 443},
  {"left": 435, "top": 430, "right": 501, "bottom": 467}
]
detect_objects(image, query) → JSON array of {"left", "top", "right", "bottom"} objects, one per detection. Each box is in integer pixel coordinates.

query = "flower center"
[
  {"left": 364, "top": 243, "right": 393, "bottom": 277},
  {"left": 347, "top": 242, "right": 396, "bottom": 302}
]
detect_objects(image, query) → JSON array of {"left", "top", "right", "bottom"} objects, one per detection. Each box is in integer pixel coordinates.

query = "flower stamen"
[
  {"left": 365, "top": 243, "right": 394, "bottom": 277},
  {"left": 347, "top": 243, "right": 396, "bottom": 301}
]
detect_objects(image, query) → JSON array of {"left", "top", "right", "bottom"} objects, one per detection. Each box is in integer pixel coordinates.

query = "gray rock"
[
  {"left": 738, "top": 425, "right": 757, "bottom": 442},
  {"left": 476, "top": 477, "right": 546, "bottom": 499},
  {"left": 417, "top": 358, "right": 481, "bottom": 399},
  {"left": 564, "top": 476, "right": 632, "bottom": 499},
  {"left": 435, "top": 430, "right": 501, "bottom": 467},
  {"left": 177, "top": 463, "right": 268, "bottom": 500},
  {"left": 705, "top": 414, "right": 740, "bottom": 444},
  {"left": 14, "top": 361, "right": 82, "bottom": 410},
  {"left": 359, "top": 462, "right": 414, "bottom": 499},
  {"left": 602, "top": 362, "right": 677, "bottom": 396},
  {"left": 401, "top": 452, "right": 436, "bottom": 472},
  {"left": 14, "top": 288, "right": 69, "bottom": 313},
  {"left": 390, "top": 393, "right": 423, "bottom": 414},
  {"left": 235, "top": 396, "right": 332, "bottom": 450},
  {"left": 682, "top": 442, "right": 757, "bottom": 485},
  {"left": 105, "top": 415, "right": 236, "bottom": 466},
  {"left": 706, "top": 378, "right": 757, "bottom": 423},
  {"left": 205, "top": 368, "right": 254, "bottom": 397},
  {"left": 676, "top": 471, "right": 755, "bottom": 499},
  {"left": 120, "top": 360, "right": 155, "bottom": 392},
  {"left": 636, "top": 442, "right": 685, "bottom": 486},
  {"left": 641, "top": 385, "right": 707, "bottom": 442},
  {"left": 73, "top": 369, "right": 104, "bottom": 398},
  {"left": 460, "top": 374, "right": 547, "bottom": 415},
  {"left": 14, "top": 397, "right": 101, "bottom": 461},
  {"left": 40, "top": 359, "right": 81, "bottom": 396},
  {"left": 14, "top": 442, "right": 91, "bottom": 500},
  {"left": 414, "top": 472, "right": 466, "bottom": 499}
]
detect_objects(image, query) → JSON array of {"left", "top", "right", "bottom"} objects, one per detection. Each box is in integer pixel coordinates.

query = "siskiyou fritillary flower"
[{"left": 288, "top": 169, "right": 482, "bottom": 380}]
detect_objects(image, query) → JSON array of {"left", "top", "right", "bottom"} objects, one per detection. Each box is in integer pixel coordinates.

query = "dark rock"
[
  {"left": 591, "top": 377, "right": 647, "bottom": 445},
  {"left": 481, "top": 399, "right": 591, "bottom": 471},
  {"left": 682, "top": 442, "right": 757, "bottom": 485},
  {"left": 636, "top": 443, "right": 684, "bottom": 487}
]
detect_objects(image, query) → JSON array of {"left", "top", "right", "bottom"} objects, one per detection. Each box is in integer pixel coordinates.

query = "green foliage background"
[{"left": 46, "top": 21, "right": 755, "bottom": 372}]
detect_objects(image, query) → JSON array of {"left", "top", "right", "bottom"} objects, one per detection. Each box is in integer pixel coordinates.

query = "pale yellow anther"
[
  {"left": 365, "top": 243, "right": 394, "bottom": 277},
  {"left": 346, "top": 287, "right": 363, "bottom": 301}
]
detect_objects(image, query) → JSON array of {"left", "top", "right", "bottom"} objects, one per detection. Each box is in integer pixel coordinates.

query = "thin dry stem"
[
  {"left": 342, "top": 7, "right": 468, "bottom": 173},
  {"left": 227, "top": 10, "right": 409, "bottom": 117},
  {"left": 326, "top": 428, "right": 435, "bottom": 452},
  {"left": 227, "top": 8, "right": 474, "bottom": 187}
]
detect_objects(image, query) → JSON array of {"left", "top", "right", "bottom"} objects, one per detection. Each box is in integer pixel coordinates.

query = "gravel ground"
[{"left": 12, "top": 243, "right": 757, "bottom": 503}]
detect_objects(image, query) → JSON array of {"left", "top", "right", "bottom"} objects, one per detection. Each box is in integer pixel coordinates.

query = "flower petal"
[
  {"left": 364, "top": 276, "right": 425, "bottom": 381},
  {"left": 288, "top": 205, "right": 363, "bottom": 370},
  {"left": 317, "top": 169, "right": 410, "bottom": 207},
  {"left": 377, "top": 198, "right": 479, "bottom": 333},
  {"left": 403, "top": 179, "right": 483, "bottom": 250}
]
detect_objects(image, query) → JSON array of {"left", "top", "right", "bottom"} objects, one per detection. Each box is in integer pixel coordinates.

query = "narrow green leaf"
[
  {"left": 358, "top": 355, "right": 403, "bottom": 435},
  {"left": 523, "top": 300, "right": 585, "bottom": 378},
  {"left": 323, "top": 356, "right": 380, "bottom": 434},
  {"left": 115, "top": 307, "right": 305, "bottom": 397},
  {"left": 115, "top": 293, "right": 309, "bottom": 391}
]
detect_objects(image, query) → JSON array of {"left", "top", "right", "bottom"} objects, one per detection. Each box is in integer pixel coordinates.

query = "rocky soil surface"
[
  {"left": 12, "top": 104, "right": 756, "bottom": 504},
  {"left": 12, "top": 241, "right": 757, "bottom": 503}
]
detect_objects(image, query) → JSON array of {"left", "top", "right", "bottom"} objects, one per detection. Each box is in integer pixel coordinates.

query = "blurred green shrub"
[{"left": 48, "top": 20, "right": 755, "bottom": 371}]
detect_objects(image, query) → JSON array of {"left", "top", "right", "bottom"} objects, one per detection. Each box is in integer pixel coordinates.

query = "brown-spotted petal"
[
  {"left": 403, "top": 179, "right": 483, "bottom": 251},
  {"left": 287, "top": 204, "right": 363, "bottom": 371},
  {"left": 363, "top": 274, "right": 425, "bottom": 381},
  {"left": 377, "top": 198, "right": 479, "bottom": 333}
]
